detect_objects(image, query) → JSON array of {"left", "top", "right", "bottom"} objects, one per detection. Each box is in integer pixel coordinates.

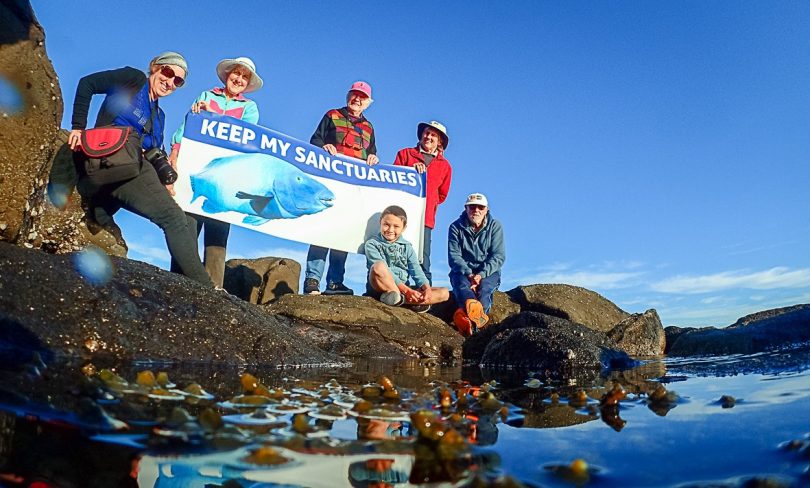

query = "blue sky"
[{"left": 32, "top": 1, "right": 810, "bottom": 327}]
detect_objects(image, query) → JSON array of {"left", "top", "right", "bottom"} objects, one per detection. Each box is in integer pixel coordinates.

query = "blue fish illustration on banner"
[
  {"left": 173, "top": 112, "right": 426, "bottom": 255},
  {"left": 189, "top": 153, "right": 335, "bottom": 226}
]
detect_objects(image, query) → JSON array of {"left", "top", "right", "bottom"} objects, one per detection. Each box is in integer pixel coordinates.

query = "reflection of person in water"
[
  {"left": 117, "top": 453, "right": 141, "bottom": 487},
  {"left": 469, "top": 413, "right": 499, "bottom": 446},
  {"left": 356, "top": 418, "right": 403, "bottom": 440},
  {"left": 348, "top": 458, "right": 409, "bottom": 488}
]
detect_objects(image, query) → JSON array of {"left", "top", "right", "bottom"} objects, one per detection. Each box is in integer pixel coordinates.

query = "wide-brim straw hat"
[
  {"left": 417, "top": 120, "right": 449, "bottom": 149},
  {"left": 216, "top": 57, "right": 263, "bottom": 93}
]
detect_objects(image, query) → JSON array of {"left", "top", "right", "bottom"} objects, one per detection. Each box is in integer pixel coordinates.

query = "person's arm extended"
[
  {"left": 71, "top": 67, "right": 141, "bottom": 130},
  {"left": 170, "top": 91, "right": 208, "bottom": 158}
]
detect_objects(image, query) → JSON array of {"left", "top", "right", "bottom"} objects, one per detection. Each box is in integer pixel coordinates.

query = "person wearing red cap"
[
  {"left": 304, "top": 81, "right": 379, "bottom": 295},
  {"left": 393, "top": 120, "right": 452, "bottom": 284}
]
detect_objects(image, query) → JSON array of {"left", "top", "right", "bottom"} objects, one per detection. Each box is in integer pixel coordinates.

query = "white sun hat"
[{"left": 216, "top": 57, "right": 263, "bottom": 93}]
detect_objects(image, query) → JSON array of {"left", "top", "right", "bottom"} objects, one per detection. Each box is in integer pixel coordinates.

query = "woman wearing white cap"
[{"left": 168, "top": 56, "right": 263, "bottom": 287}]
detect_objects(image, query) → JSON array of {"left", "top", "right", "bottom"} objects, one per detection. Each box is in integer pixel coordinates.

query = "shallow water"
[{"left": 0, "top": 350, "right": 808, "bottom": 487}]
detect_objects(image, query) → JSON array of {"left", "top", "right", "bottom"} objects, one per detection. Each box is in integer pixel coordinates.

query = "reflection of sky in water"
[
  {"left": 0, "top": 77, "right": 23, "bottom": 113},
  {"left": 495, "top": 372, "right": 810, "bottom": 487}
]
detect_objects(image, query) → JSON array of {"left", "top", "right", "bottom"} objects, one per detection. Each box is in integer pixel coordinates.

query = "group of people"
[{"left": 66, "top": 51, "right": 505, "bottom": 336}]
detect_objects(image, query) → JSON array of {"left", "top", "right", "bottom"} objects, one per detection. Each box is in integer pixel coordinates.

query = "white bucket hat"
[
  {"left": 417, "top": 120, "right": 449, "bottom": 149},
  {"left": 216, "top": 57, "right": 263, "bottom": 93}
]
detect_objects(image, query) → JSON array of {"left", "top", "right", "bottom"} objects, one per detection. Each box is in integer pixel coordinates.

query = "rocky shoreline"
[{"left": 2, "top": 242, "right": 809, "bottom": 373}]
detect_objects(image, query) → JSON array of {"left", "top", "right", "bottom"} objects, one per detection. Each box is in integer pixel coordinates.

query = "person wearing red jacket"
[{"left": 393, "top": 121, "right": 452, "bottom": 284}]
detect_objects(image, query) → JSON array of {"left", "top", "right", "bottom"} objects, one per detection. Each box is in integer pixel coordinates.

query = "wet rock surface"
[
  {"left": 666, "top": 304, "right": 810, "bottom": 356},
  {"left": 508, "top": 283, "right": 630, "bottom": 332},
  {"left": 264, "top": 294, "right": 464, "bottom": 360},
  {"left": 462, "top": 311, "right": 636, "bottom": 375},
  {"left": 0, "top": 242, "right": 339, "bottom": 366}
]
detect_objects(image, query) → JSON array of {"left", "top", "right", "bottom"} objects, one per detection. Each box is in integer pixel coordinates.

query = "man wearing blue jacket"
[{"left": 447, "top": 193, "right": 506, "bottom": 336}]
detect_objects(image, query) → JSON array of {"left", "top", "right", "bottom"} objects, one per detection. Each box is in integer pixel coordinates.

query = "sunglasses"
[
  {"left": 467, "top": 204, "right": 486, "bottom": 210},
  {"left": 158, "top": 65, "right": 185, "bottom": 88}
]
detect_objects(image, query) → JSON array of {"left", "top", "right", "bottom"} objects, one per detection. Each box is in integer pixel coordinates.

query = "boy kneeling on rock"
[{"left": 365, "top": 205, "right": 449, "bottom": 313}]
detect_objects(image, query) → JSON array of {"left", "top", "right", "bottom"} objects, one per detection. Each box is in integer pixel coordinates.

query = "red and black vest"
[{"left": 327, "top": 109, "right": 374, "bottom": 160}]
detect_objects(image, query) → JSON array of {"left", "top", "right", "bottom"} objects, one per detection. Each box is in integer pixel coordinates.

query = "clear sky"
[{"left": 32, "top": 1, "right": 810, "bottom": 327}]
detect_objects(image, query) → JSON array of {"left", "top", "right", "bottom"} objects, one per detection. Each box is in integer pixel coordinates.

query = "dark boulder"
[
  {"left": 666, "top": 305, "right": 810, "bottom": 356},
  {"left": 606, "top": 309, "right": 666, "bottom": 357},
  {"left": 0, "top": 242, "right": 338, "bottom": 366},
  {"left": 462, "top": 311, "right": 636, "bottom": 375},
  {"left": 224, "top": 256, "right": 300, "bottom": 304},
  {"left": 508, "top": 284, "right": 629, "bottom": 332},
  {"left": 264, "top": 294, "right": 464, "bottom": 360}
]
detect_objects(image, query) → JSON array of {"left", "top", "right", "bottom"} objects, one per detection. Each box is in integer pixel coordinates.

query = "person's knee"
[{"left": 370, "top": 261, "right": 389, "bottom": 280}]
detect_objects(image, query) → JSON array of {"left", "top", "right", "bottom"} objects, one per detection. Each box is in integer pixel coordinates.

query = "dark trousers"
[
  {"left": 170, "top": 214, "right": 230, "bottom": 287},
  {"left": 305, "top": 245, "right": 347, "bottom": 285},
  {"left": 421, "top": 226, "right": 432, "bottom": 285},
  {"left": 80, "top": 163, "right": 212, "bottom": 286},
  {"left": 450, "top": 271, "right": 501, "bottom": 313}
]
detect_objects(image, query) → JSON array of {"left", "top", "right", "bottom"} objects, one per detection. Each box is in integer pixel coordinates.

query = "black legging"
[{"left": 79, "top": 162, "right": 212, "bottom": 286}]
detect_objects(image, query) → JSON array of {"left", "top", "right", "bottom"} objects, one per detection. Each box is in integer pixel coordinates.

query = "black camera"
[{"left": 143, "top": 147, "right": 178, "bottom": 185}]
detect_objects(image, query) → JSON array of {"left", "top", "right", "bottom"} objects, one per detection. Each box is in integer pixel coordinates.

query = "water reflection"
[{"left": 0, "top": 351, "right": 808, "bottom": 487}]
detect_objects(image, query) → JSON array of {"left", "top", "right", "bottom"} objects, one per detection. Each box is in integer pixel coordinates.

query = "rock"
[
  {"left": 663, "top": 325, "right": 695, "bottom": 353},
  {"left": 606, "top": 309, "right": 666, "bottom": 356},
  {"left": 508, "top": 284, "right": 629, "bottom": 332},
  {"left": 0, "top": 1, "right": 63, "bottom": 248},
  {"left": 489, "top": 291, "right": 522, "bottom": 325},
  {"left": 666, "top": 304, "right": 810, "bottom": 356},
  {"left": 0, "top": 242, "right": 338, "bottom": 366},
  {"left": 263, "top": 294, "right": 464, "bottom": 360},
  {"left": 40, "top": 130, "right": 128, "bottom": 257},
  {"left": 462, "top": 311, "right": 636, "bottom": 374},
  {"left": 224, "top": 257, "right": 300, "bottom": 305}
]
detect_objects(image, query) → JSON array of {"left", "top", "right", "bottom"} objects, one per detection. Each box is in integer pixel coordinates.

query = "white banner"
[{"left": 173, "top": 112, "right": 425, "bottom": 255}]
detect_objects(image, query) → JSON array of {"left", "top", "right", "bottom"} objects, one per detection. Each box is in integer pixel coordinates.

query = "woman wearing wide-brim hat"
[
  {"left": 392, "top": 120, "right": 453, "bottom": 285},
  {"left": 168, "top": 56, "right": 264, "bottom": 288}
]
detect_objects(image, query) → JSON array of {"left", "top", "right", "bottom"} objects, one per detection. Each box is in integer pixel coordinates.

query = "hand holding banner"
[{"left": 173, "top": 112, "right": 426, "bottom": 255}]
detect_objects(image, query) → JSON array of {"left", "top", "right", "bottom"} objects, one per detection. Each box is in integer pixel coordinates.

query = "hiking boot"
[
  {"left": 404, "top": 303, "right": 431, "bottom": 314},
  {"left": 379, "top": 291, "right": 404, "bottom": 306},
  {"left": 465, "top": 299, "right": 489, "bottom": 330},
  {"left": 303, "top": 278, "right": 320, "bottom": 295},
  {"left": 453, "top": 308, "right": 473, "bottom": 337},
  {"left": 323, "top": 282, "right": 354, "bottom": 296}
]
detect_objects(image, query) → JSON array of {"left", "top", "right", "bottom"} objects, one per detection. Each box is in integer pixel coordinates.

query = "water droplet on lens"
[
  {"left": 73, "top": 246, "right": 113, "bottom": 285},
  {"left": 0, "top": 77, "right": 23, "bottom": 114}
]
